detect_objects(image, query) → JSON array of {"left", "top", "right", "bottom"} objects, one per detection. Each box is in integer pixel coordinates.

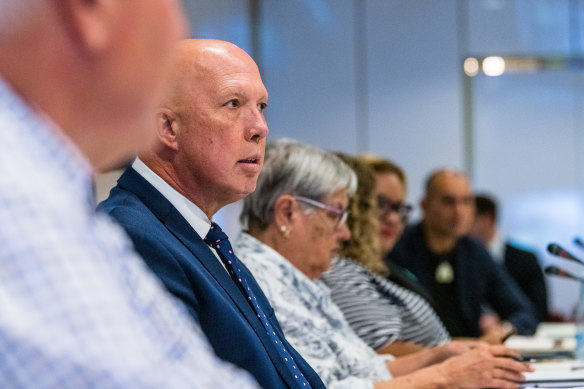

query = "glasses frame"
[
  {"left": 293, "top": 195, "right": 349, "bottom": 229},
  {"left": 377, "top": 195, "right": 412, "bottom": 223}
]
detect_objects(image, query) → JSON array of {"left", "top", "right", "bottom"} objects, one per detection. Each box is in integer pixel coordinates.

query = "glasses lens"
[
  {"left": 295, "top": 196, "right": 349, "bottom": 229},
  {"left": 398, "top": 204, "right": 412, "bottom": 222},
  {"left": 377, "top": 195, "right": 411, "bottom": 222},
  {"left": 325, "top": 206, "right": 347, "bottom": 229},
  {"left": 377, "top": 195, "right": 391, "bottom": 214}
]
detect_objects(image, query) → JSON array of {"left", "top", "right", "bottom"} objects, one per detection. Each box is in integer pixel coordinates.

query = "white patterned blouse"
[{"left": 233, "top": 232, "right": 393, "bottom": 389}]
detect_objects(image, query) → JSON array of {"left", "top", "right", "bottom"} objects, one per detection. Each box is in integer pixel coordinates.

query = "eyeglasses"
[
  {"left": 294, "top": 195, "right": 349, "bottom": 229},
  {"left": 377, "top": 195, "right": 412, "bottom": 223}
]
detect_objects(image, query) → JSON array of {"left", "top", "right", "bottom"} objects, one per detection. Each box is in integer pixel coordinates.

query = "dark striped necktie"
[{"left": 204, "top": 222, "right": 311, "bottom": 389}]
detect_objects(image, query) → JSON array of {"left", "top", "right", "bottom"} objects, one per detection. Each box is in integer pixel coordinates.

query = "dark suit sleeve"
[
  {"left": 108, "top": 207, "right": 201, "bottom": 324},
  {"left": 483, "top": 253, "right": 539, "bottom": 335},
  {"left": 505, "top": 246, "right": 548, "bottom": 321}
]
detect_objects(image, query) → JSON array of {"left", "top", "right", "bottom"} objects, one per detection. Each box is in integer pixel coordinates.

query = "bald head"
[
  {"left": 422, "top": 169, "right": 475, "bottom": 242},
  {"left": 162, "top": 39, "right": 263, "bottom": 115},
  {"left": 425, "top": 169, "right": 471, "bottom": 198}
]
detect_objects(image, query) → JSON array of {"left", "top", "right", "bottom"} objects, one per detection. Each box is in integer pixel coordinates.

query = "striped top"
[{"left": 321, "top": 257, "right": 450, "bottom": 351}]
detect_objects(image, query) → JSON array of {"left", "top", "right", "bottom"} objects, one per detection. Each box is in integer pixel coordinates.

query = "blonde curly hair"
[{"left": 336, "top": 153, "right": 389, "bottom": 277}]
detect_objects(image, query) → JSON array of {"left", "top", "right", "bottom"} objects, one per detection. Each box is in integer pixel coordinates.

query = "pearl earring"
[{"left": 280, "top": 225, "right": 291, "bottom": 239}]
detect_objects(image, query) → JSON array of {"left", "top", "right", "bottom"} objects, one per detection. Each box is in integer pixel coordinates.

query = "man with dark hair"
[{"left": 471, "top": 194, "right": 548, "bottom": 321}]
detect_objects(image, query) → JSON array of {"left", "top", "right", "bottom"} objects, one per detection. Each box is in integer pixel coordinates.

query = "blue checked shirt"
[{"left": 0, "top": 77, "right": 260, "bottom": 389}]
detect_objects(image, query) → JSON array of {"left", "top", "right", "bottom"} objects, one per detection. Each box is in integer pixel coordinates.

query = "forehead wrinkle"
[{"left": 215, "top": 76, "right": 268, "bottom": 100}]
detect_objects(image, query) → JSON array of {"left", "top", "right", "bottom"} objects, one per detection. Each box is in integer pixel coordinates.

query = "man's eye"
[
  {"left": 442, "top": 198, "right": 455, "bottom": 206},
  {"left": 462, "top": 197, "right": 474, "bottom": 206},
  {"left": 225, "top": 99, "right": 239, "bottom": 108},
  {"left": 258, "top": 102, "right": 267, "bottom": 112}
]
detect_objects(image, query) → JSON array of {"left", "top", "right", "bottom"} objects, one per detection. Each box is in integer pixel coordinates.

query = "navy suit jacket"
[
  {"left": 98, "top": 167, "right": 325, "bottom": 389},
  {"left": 504, "top": 243, "right": 548, "bottom": 321},
  {"left": 388, "top": 223, "right": 539, "bottom": 337}
]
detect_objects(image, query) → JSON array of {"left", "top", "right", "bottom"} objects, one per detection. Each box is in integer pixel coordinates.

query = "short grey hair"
[{"left": 241, "top": 138, "right": 357, "bottom": 230}]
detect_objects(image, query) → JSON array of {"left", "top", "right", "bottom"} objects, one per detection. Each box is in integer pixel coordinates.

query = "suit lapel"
[
  {"left": 117, "top": 168, "right": 301, "bottom": 387},
  {"left": 117, "top": 168, "right": 259, "bottom": 320}
]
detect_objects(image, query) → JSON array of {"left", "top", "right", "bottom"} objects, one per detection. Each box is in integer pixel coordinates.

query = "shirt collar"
[
  {"left": 488, "top": 232, "right": 506, "bottom": 263},
  {"left": 132, "top": 158, "right": 212, "bottom": 238}
]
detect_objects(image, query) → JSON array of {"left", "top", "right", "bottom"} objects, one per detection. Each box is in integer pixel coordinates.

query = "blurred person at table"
[
  {"left": 234, "top": 139, "right": 531, "bottom": 389},
  {"left": 388, "top": 168, "right": 539, "bottom": 342},
  {"left": 471, "top": 193, "right": 548, "bottom": 327},
  {"left": 321, "top": 154, "right": 453, "bottom": 357}
]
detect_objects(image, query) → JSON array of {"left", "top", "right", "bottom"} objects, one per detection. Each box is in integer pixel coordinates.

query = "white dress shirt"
[{"left": 132, "top": 158, "right": 227, "bottom": 271}]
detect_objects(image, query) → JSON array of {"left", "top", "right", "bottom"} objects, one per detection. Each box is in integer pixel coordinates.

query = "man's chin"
[
  {"left": 224, "top": 187, "right": 256, "bottom": 206},
  {"left": 242, "top": 181, "right": 258, "bottom": 196}
]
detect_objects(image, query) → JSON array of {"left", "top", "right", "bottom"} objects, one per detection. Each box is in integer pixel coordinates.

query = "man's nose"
[{"left": 246, "top": 107, "right": 269, "bottom": 143}]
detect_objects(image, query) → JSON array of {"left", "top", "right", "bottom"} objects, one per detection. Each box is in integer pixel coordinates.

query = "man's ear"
[
  {"left": 156, "top": 108, "right": 179, "bottom": 151},
  {"left": 55, "top": 0, "right": 119, "bottom": 56}
]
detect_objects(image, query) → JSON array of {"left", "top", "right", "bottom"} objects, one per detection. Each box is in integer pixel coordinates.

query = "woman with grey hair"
[
  {"left": 233, "top": 138, "right": 531, "bottom": 389},
  {"left": 240, "top": 138, "right": 357, "bottom": 279}
]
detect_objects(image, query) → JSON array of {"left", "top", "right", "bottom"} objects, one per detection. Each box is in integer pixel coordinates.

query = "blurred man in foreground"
[{"left": 0, "top": 2, "right": 259, "bottom": 388}]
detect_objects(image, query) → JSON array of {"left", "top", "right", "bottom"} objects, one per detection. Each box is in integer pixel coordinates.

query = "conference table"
[{"left": 505, "top": 322, "right": 584, "bottom": 388}]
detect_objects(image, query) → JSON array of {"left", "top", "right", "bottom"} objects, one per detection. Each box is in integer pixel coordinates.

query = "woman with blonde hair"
[{"left": 321, "top": 154, "right": 451, "bottom": 356}]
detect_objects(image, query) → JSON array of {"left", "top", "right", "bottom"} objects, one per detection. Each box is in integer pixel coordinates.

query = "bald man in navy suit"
[{"left": 99, "top": 39, "right": 324, "bottom": 389}]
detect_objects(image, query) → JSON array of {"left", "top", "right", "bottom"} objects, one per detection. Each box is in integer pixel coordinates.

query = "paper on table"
[
  {"left": 506, "top": 335, "right": 575, "bottom": 352},
  {"left": 522, "top": 360, "right": 584, "bottom": 385},
  {"left": 522, "top": 377, "right": 584, "bottom": 388},
  {"left": 535, "top": 323, "right": 576, "bottom": 339},
  {"left": 522, "top": 385, "right": 584, "bottom": 388}
]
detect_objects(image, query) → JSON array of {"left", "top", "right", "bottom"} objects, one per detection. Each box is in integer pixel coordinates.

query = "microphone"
[
  {"left": 575, "top": 237, "right": 584, "bottom": 251},
  {"left": 547, "top": 243, "right": 584, "bottom": 266},
  {"left": 544, "top": 265, "right": 584, "bottom": 282}
]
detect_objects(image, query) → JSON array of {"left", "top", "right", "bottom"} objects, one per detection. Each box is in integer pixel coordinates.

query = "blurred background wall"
[{"left": 97, "top": 0, "right": 584, "bottom": 318}]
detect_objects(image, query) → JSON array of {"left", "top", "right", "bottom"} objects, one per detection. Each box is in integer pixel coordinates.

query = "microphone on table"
[
  {"left": 547, "top": 243, "right": 584, "bottom": 266},
  {"left": 574, "top": 237, "right": 584, "bottom": 251},
  {"left": 544, "top": 265, "right": 584, "bottom": 282}
]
